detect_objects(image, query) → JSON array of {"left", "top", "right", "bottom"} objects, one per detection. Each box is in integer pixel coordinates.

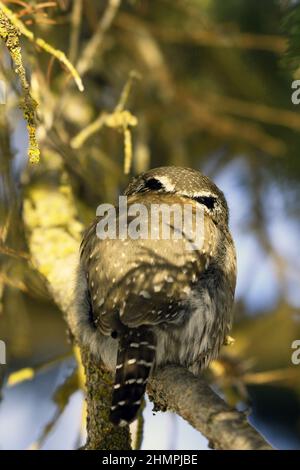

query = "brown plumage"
[{"left": 74, "top": 167, "right": 236, "bottom": 426}]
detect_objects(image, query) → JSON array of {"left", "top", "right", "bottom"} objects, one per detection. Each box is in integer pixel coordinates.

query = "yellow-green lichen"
[{"left": 0, "top": 5, "right": 40, "bottom": 164}]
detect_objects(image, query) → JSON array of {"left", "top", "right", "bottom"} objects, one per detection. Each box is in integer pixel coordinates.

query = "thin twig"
[
  {"left": 71, "top": 71, "right": 139, "bottom": 174},
  {"left": 76, "top": 0, "right": 121, "bottom": 76},
  {"left": 68, "top": 0, "right": 82, "bottom": 64},
  {"left": 148, "top": 366, "right": 273, "bottom": 450},
  {"left": 117, "top": 12, "right": 287, "bottom": 54}
]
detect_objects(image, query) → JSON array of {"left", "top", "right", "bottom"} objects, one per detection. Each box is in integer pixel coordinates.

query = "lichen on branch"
[
  {"left": 0, "top": 2, "right": 84, "bottom": 92},
  {"left": 0, "top": 5, "right": 40, "bottom": 164},
  {"left": 0, "top": 1, "right": 85, "bottom": 165},
  {"left": 71, "top": 71, "right": 140, "bottom": 175}
]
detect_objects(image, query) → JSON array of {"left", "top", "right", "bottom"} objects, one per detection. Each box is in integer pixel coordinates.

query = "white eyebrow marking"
[
  {"left": 192, "top": 191, "right": 218, "bottom": 198},
  {"left": 156, "top": 175, "right": 175, "bottom": 192}
]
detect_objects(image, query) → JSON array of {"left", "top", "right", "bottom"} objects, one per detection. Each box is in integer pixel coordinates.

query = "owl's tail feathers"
[{"left": 110, "top": 327, "right": 156, "bottom": 426}]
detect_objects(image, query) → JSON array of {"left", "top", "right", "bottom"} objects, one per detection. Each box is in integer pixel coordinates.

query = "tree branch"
[{"left": 148, "top": 366, "right": 273, "bottom": 450}]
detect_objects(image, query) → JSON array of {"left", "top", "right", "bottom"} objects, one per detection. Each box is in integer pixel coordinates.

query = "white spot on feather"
[{"left": 140, "top": 290, "right": 151, "bottom": 299}]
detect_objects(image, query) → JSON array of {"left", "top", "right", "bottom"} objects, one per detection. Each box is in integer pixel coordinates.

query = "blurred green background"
[{"left": 0, "top": 0, "right": 300, "bottom": 449}]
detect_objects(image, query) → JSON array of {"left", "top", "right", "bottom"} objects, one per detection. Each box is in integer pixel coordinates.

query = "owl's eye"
[
  {"left": 193, "top": 196, "right": 216, "bottom": 209},
  {"left": 143, "top": 178, "right": 165, "bottom": 191}
]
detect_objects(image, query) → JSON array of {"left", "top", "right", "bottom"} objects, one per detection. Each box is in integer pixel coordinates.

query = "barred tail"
[{"left": 110, "top": 327, "right": 156, "bottom": 426}]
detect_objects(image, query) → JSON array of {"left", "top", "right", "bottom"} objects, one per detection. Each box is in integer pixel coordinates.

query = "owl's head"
[{"left": 124, "top": 166, "right": 229, "bottom": 226}]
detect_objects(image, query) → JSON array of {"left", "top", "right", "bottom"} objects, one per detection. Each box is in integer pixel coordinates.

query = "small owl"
[{"left": 73, "top": 166, "right": 236, "bottom": 426}]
